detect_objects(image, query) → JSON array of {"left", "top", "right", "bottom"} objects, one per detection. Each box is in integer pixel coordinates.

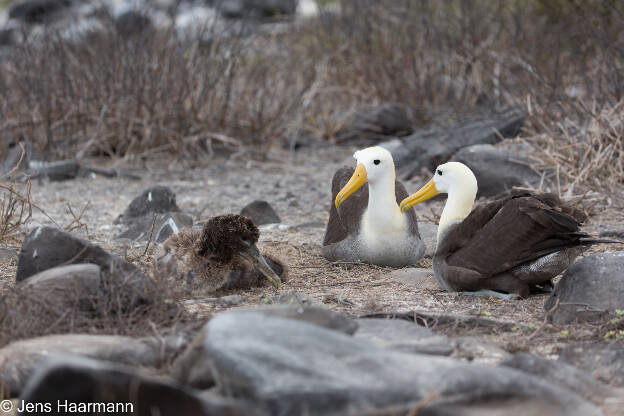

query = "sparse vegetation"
[
  {"left": 0, "top": 262, "right": 194, "bottom": 348},
  {"left": 0, "top": 1, "right": 621, "bottom": 198},
  {"left": 0, "top": 145, "right": 32, "bottom": 244}
]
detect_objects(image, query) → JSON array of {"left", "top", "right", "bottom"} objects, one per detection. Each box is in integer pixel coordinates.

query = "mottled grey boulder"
[
  {"left": 336, "top": 103, "right": 413, "bottom": 144},
  {"left": 216, "top": 0, "right": 297, "bottom": 19},
  {"left": 16, "top": 263, "right": 101, "bottom": 311},
  {"left": 9, "top": 0, "right": 72, "bottom": 24},
  {"left": 16, "top": 227, "right": 145, "bottom": 284},
  {"left": 201, "top": 310, "right": 600, "bottom": 415},
  {"left": 173, "top": 305, "right": 358, "bottom": 389},
  {"left": 116, "top": 185, "right": 180, "bottom": 225},
  {"left": 501, "top": 353, "right": 624, "bottom": 407},
  {"left": 19, "top": 357, "right": 254, "bottom": 416},
  {"left": 116, "top": 212, "right": 194, "bottom": 243},
  {"left": 0, "top": 142, "right": 40, "bottom": 174},
  {"left": 451, "top": 143, "right": 543, "bottom": 197},
  {"left": 387, "top": 106, "right": 524, "bottom": 178},
  {"left": 545, "top": 251, "right": 624, "bottom": 324},
  {"left": 0, "top": 334, "right": 186, "bottom": 396},
  {"left": 353, "top": 318, "right": 453, "bottom": 356},
  {"left": 28, "top": 160, "right": 81, "bottom": 181},
  {"left": 559, "top": 342, "right": 624, "bottom": 387},
  {"left": 0, "top": 28, "right": 14, "bottom": 46},
  {"left": 240, "top": 200, "right": 280, "bottom": 225},
  {"left": 115, "top": 10, "right": 152, "bottom": 37},
  {"left": 599, "top": 229, "right": 624, "bottom": 239}
]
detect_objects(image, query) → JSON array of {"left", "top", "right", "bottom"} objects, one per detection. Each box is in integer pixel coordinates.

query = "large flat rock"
[
  {"left": 19, "top": 357, "right": 254, "bottom": 416},
  {"left": 16, "top": 227, "right": 145, "bottom": 284},
  {"left": 0, "top": 334, "right": 186, "bottom": 396},
  {"left": 200, "top": 310, "right": 600, "bottom": 415},
  {"left": 545, "top": 251, "right": 624, "bottom": 324}
]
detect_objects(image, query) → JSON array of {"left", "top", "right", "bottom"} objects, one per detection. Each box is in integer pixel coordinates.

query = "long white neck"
[
  {"left": 364, "top": 171, "right": 403, "bottom": 231},
  {"left": 437, "top": 185, "right": 476, "bottom": 241}
]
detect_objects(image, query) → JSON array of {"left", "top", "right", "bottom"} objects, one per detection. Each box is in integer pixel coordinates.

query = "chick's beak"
[
  {"left": 335, "top": 164, "right": 368, "bottom": 209},
  {"left": 240, "top": 244, "right": 282, "bottom": 290},
  {"left": 400, "top": 178, "right": 439, "bottom": 213}
]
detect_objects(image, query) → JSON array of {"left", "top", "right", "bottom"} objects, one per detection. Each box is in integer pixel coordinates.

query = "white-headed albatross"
[
  {"left": 399, "top": 161, "right": 618, "bottom": 299},
  {"left": 322, "top": 146, "right": 424, "bottom": 267}
]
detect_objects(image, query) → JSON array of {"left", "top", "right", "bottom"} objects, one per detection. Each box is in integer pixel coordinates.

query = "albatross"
[
  {"left": 160, "top": 214, "right": 285, "bottom": 292},
  {"left": 399, "top": 161, "right": 617, "bottom": 299},
  {"left": 322, "top": 146, "right": 424, "bottom": 267}
]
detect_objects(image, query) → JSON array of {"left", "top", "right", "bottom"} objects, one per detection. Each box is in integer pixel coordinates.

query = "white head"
[
  {"left": 430, "top": 162, "right": 478, "bottom": 196},
  {"left": 335, "top": 146, "right": 396, "bottom": 208},
  {"left": 400, "top": 162, "right": 478, "bottom": 238}
]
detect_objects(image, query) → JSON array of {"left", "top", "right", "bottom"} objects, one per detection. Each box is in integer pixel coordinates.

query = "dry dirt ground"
[{"left": 1, "top": 144, "right": 624, "bottom": 365}]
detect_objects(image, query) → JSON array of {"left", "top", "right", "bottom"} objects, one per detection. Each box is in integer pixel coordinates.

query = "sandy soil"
[{"left": 2, "top": 143, "right": 624, "bottom": 363}]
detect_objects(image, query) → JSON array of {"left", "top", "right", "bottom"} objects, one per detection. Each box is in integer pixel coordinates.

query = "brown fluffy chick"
[{"left": 160, "top": 214, "right": 286, "bottom": 292}]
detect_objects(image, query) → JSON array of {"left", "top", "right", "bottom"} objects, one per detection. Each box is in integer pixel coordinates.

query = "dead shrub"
[
  {"left": 522, "top": 101, "right": 624, "bottom": 209},
  {"left": 0, "top": 24, "right": 313, "bottom": 160},
  {"left": 0, "top": 145, "right": 33, "bottom": 244},
  {"left": 0, "top": 263, "right": 194, "bottom": 349}
]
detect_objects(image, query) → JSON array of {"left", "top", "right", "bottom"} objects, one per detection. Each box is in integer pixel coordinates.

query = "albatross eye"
[
  {"left": 373, "top": 159, "right": 380, "bottom": 165},
  {"left": 437, "top": 169, "right": 443, "bottom": 176}
]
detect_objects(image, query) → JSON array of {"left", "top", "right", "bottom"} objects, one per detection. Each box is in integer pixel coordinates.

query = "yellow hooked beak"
[
  {"left": 400, "top": 178, "right": 439, "bottom": 213},
  {"left": 335, "top": 164, "right": 368, "bottom": 208}
]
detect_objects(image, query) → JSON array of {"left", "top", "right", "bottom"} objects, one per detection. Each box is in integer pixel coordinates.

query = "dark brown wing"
[
  {"left": 443, "top": 193, "right": 588, "bottom": 277},
  {"left": 323, "top": 166, "right": 420, "bottom": 246}
]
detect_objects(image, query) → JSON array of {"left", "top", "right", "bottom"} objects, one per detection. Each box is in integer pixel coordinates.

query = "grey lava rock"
[
  {"left": 28, "top": 160, "right": 82, "bottom": 181},
  {"left": 559, "top": 342, "right": 624, "bottom": 387},
  {"left": 116, "top": 212, "right": 194, "bottom": 243},
  {"left": 353, "top": 318, "right": 453, "bottom": 356},
  {"left": 0, "top": 334, "right": 184, "bottom": 396},
  {"left": 451, "top": 143, "right": 543, "bottom": 197},
  {"left": 240, "top": 200, "right": 280, "bottom": 225},
  {"left": 16, "top": 227, "right": 146, "bottom": 284},
  {"left": 171, "top": 326, "right": 215, "bottom": 390},
  {"left": 173, "top": 305, "right": 357, "bottom": 389},
  {"left": 0, "top": 143, "right": 140, "bottom": 181},
  {"left": 115, "top": 10, "right": 152, "bottom": 37},
  {"left": 544, "top": 251, "right": 624, "bottom": 324},
  {"left": 501, "top": 353, "right": 624, "bottom": 408},
  {"left": 216, "top": 0, "right": 297, "bottom": 19},
  {"left": 199, "top": 310, "right": 600, "bottom": 416},
  {"left": 9, "top": 0, "right": 73, "bottom": 24},
  {"left": 0, "top": 141, "right": 41, "bottom": 174},
  {"left": 19, "top": 357, "right": 254, "bottom": 416},
  {"left": 17, "top": 263, "right": 102, "bottom": 311},
  {"left": 387, "top": 106, "right": 524, "bottom": 178},
  {"left": 337, "top": 103, "right": 413, "bottom": 145},
  {"left": 600, "top": 229, "right": 624, "bottom": 239},
  {"left": 116, "top": 185, "right": 180, "bottom": 225},
  {"left": 0, "top": 28, "right": 14, "bottom": 46}
]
